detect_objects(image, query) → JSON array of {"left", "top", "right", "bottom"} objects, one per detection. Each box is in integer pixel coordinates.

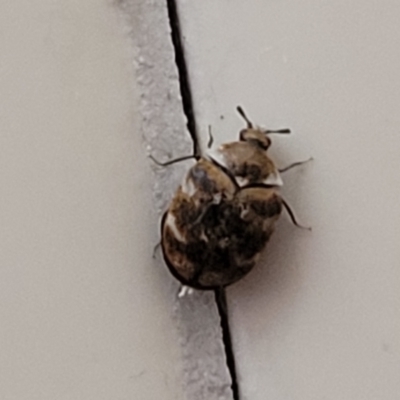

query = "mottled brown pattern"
[
  {"left": 160, "top": 109, "right": 299, "bottom": 289},
  {"left": 217, "top": 141, "right": 277, "bottom": 185},
  {"left": 161, "top": 159, "right": 282, "bottom": 289}
]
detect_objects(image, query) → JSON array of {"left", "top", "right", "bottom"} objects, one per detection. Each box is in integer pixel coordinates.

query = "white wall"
[
  {"left": 177, "top": 1, "right": 400, "bottom": 399},
  {"left": 1, "top": 1, "right": 400, "bottom": 399},
  {"left": 0, "top": 1, "right": 187, "bottom": 399}
]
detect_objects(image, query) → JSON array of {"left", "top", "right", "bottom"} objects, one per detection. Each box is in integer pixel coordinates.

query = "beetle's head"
[{"left": 237, "top": 106, "right": 290, "bottom": 150}]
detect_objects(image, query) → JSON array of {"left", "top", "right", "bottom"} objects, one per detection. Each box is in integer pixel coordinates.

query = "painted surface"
[
  {"left": 3, "top": 0, "right": 400, "bottom": 399},
  {"left": 176, "top": 0, "right": 400, "bottom": 399},
  {"left": 0, "top": 1, "right": 189, "bottom": 398}
]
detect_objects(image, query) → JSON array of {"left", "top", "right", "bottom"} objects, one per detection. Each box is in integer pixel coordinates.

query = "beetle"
[{"left": 153, "top": 107, "right": 310, "bottom": 290}]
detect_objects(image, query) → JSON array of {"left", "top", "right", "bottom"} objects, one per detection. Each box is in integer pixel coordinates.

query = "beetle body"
[{"left": 160, "top": 107, "right": 292, "bottom": 290}]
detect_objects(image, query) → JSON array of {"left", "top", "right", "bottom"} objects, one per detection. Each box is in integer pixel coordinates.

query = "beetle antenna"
[
  {"left": 236, "top": 106, "right": 253, "bottom": 128},
  {"left": 265, "top": 128, "right": 291, "bottom": 135}
]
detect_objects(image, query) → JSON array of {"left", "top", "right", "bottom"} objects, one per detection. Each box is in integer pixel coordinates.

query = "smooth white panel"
[
  {"left": 0, "top": 1, "right": 185, "bottom": 399},
  {"left": 177, "top": 1, "right": 400, "bottom": 399}
]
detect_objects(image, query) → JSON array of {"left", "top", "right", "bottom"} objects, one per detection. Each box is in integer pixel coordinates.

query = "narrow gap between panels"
[
  {"left": 215, "top": 288, "right": 240, "bottom": 400},
  {"left": 166, "top": 0, "right": 199, "bottom": 158},
  {"left": 165, "top": 1, "right": 241, "bottom": 399}
]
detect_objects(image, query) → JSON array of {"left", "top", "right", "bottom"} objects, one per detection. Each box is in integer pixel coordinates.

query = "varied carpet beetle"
[{"left": 154, "top": 107, "right": 310, "bottom": 290}]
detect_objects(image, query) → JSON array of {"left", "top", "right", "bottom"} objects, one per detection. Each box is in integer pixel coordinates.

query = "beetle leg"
[
  {"left": 281, "top": 199, "right": 312, "bottom": 231},
  {"left": 177, "top": 285, "right": 194, "bottom": 298},
  {"left": 207, "top": 125, "right": 214, "bottom": 148},
  {"left": 152, "top": 240, "right": 161, "bottom": 259},
  {"left": 149, "top": 154, "right": 198, "bottom": 167},
  {"left": 279, "top": 157, "right": 313, "bottom": 173}
]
